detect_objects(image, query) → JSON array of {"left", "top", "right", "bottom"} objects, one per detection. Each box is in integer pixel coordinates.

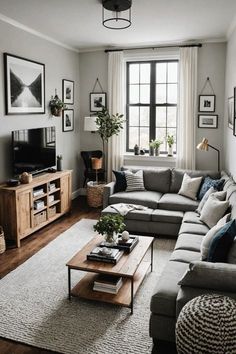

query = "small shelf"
[
  {"left": 48, "top": 187, "right": 60, "bottom": 195},
  {"left": 49, "top": 200, "right": 60, "bottom": 207},
  {"left": 33, "top": 206, "right": 47, "bottom": 215},
  {"left": 33, "top": 192, "right": 47, "bottom": 201}
]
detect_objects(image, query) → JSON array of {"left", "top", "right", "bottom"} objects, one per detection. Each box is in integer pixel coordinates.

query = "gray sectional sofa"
[{"left": 102, "top": 168, "right": 236, "bottom": 345}]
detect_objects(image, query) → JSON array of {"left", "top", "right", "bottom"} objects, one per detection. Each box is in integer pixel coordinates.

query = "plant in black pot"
[{"left": 93, "top": 214, "right": 125, "bottom": 245}]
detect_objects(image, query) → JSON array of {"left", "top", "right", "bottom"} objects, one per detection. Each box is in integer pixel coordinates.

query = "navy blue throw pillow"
[
  {"left": 113, "top": 170, "right": 127, "bottom": 193},
  {"left": 207, "top": 219, "right": 236, "bottom": 262},
  {"left": 198, "top": 176, "right": 225, "bottom": 200}
]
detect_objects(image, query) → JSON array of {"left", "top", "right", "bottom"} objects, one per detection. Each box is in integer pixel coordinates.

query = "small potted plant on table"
[
  {"left": 93, "top": 214, "right": 125, "bottom": 245},
  {"left": 166, "top": 134, "right": 175, "bottom": 156},
  {"left": 149, "top": 139, "right": 163, "bottom": 156}
]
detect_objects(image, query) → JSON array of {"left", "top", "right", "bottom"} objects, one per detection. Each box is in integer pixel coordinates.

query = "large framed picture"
[
  {"left": 4, "top": 53, "right": 45, "bottom": 115},
  {"left": 198, "top": 95, "right": 215, "bottom": 112},
  {"left": 228, "top": 96, "right": 234, "bottom": 129},
  {"left": 198, "top": 114, "right": 218, "bottom": 129},
  {"left": 62, "top": 79, "right": 74, "bottom": 105},
  {"left": 63, "top": 109, "right": 74, "bottom": 132},
  {"left": 90, "top": 92, "right": 106, "bottom": 112}
]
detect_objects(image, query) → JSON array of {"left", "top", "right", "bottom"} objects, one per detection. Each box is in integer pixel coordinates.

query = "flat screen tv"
[{"left": 12, "top": 126, "right": 56, "bottom": 175}]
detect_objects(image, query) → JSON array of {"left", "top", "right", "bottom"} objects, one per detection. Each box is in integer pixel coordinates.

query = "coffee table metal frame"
[{"left": 66, "top": 234, "right": 154, "bottom": 314}]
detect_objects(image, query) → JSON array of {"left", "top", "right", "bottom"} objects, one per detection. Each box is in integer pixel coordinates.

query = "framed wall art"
[
  {"left": 63, "top": 109, "right": 74, "bottom": 132},
  {"left": 90, "top": 92, "right": 106, "bottom": 112},
  {"left": 62, "top": 79, "right": 74, "bottom": 105},
  {"left": 234, "top": 119, "right": 236, "bottom": 137},
  {"left": 198, "top": 114, "right": 218, "bottom": 129},
  {"left": 198, "top": 95, "right": 215, "bottom": 113},
  {"left": 4, "top": 53, "right": 45, "bottom": 115},
  {"left": 228, "top": 96, "right": 234, "bottom": 129}
]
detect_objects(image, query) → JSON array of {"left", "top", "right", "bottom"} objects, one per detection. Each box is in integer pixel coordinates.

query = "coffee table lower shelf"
[{"left": 71, "top": 260, "right": 151, "bottom": 309}]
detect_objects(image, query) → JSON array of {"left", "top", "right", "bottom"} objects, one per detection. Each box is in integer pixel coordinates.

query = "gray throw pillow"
[
  {"left": 178, "top": 173, "right": 202, "bottom": 200},
  {"left": 200, "top": 194, "right": 229, "bottom": 229},
  {"left": 200, "top": 213, "right": 231, "bottom": 260},
  {"left": 125, "top": 170, "right": 145, "bottom": 192},
  {"left": 196, "top": 187, "right": 216, "bottom": 214}
]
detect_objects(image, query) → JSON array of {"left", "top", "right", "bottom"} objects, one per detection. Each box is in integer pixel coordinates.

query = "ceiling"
[{"left": 0, "top": 0, "right": 236, "bottom": 51}]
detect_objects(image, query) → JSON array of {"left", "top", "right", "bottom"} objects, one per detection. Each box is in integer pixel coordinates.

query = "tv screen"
[{"left": 12, "top": 127, "right": 56, "bottom": 175}]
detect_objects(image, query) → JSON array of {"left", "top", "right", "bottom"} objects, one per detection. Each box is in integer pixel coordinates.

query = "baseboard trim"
[{"left": 72, "top": 189, "right": 80, "bottom": 199}]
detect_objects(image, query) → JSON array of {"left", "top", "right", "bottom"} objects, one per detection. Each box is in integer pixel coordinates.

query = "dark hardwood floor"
[{"left": 0, "top": 196, "right": 101, "bottom": 354}]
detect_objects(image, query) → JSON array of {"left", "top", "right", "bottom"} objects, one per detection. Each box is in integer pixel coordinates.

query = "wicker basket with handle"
[
  {"left": 87, "top": 181, "right": 106, "bottom": 208},
  {"left": 0, "top": 226, "right": 6, "bottom": 254}
]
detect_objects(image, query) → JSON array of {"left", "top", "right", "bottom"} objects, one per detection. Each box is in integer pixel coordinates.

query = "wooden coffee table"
[{"left": 66, "top": 234, "right": 154, "bottom": 314}]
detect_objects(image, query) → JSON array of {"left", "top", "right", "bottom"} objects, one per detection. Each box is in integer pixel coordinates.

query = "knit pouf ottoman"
[{"left": 176, "top": 294, "right": 236, "bottom": 354}]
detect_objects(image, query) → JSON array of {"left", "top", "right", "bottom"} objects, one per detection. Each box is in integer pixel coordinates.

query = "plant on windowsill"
[
  {"left": 93, "top": 214, "right": 125, "bottom": 245},
  {"left": 166, "top": 134, "right": 175, "bottom": 157},
  {"left": 49, "top": 90, "right": 66, "bottom": 117},
  {"left": 149, "top": 139, "right": 163, "bottom": 156}
]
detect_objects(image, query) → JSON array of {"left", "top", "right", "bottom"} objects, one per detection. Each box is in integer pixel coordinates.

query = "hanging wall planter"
[{"left": 49, "top": 89, "right": 66, "bottom": 117}]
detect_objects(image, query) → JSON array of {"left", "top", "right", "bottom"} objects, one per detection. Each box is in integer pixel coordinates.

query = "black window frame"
[{"left": 126, "top": 59, "right": 179, "bottom": 154}]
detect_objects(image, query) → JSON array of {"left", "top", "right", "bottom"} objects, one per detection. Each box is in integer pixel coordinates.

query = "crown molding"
[{"left": 0, "top": 13, "right": 79, "bottom": 53}]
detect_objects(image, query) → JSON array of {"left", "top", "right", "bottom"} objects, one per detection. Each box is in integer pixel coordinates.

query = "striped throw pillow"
[{"left": 125, "top": 170, "right": 145, "bottom": 192}]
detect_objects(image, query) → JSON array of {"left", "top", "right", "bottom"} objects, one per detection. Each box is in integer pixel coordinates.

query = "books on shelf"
[
  {"left": 34, "top": 199, "right": 44, "bottom": 210},
  {"left": 100, "top": 236, "right": 139, "bottom": 253},
  {"left": 49, "top": 183, "right": 56, "bottom": 191},
  {"left": 93, "top": 274, "right": 123, "bottom": 294},
  {"left": 33, "top": 188, "right": 44, "bottom": 197},
  {"left": 87, "top": 247, "right": 123, "bottom": 264}
]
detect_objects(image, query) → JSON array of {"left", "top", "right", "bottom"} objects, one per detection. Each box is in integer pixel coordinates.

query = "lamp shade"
[
  {"left": 84, "top": 116, "right": 98, "bottom": 131},
  {"left": 197, "top": 138, "right": 209, "bottom": 151}
]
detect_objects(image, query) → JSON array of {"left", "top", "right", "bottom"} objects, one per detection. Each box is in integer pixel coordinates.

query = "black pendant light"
[{"left": 102, "top": 0, "right": 132, "bottom": 30}]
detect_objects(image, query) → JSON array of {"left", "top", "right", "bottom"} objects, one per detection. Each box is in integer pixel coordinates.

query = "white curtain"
[
  {"left": 107, "top": 51, "right": 124, "bottom": 182},
  {"left": 176, "top": 47, "right": 198, "bottom": 169}
]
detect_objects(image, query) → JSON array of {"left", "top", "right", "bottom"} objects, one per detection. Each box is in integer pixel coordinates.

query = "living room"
[{"left": 1, "top": 0, "right": 236, "bottom": 353}]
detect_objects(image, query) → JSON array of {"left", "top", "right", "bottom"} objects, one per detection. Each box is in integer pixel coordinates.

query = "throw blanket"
[{"left": 111, "top": 203, "right": 148, "bottom": 216}]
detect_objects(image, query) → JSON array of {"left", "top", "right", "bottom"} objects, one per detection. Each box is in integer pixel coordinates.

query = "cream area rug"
[{"left": 0, "top": 219, "right": 175, "bottom": 354}]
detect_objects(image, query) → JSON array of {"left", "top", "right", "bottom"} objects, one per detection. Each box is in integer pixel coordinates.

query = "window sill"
[{"left": 123, "top": 153, "right": 176, "bottom": 162}]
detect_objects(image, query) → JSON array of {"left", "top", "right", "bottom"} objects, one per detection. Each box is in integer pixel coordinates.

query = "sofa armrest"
[
  {"left": 103, "top": 182, "right": 116, "bottom": 208},
  {"left": 176, "top": 261, "right": 236, "bottom": 317},
  {"left": 179, "top": 261, "right": 236, "bottom": 293}
]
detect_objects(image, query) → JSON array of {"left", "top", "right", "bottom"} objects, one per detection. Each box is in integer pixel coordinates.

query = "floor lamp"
[{"left": 196, "top": 138, "right": 220, "bottom": 171}]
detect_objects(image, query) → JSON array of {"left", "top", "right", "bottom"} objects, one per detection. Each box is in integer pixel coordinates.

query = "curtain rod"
[{"left": 104, "top": 43, "right": 202, "bottom": 53}]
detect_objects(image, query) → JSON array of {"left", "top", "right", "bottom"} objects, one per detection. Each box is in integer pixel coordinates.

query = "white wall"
[
  {"left": 196, "top": 42, "right": 226, "bottom": 171},
  {"left": 224, "top": 27, "right": 236, "bottom": 179},
  {"left": 0, "top": 20, "right": 80, "bottom": 192}
]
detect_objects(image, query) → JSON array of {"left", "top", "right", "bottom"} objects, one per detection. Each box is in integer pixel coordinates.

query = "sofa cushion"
[
  {"left": 226, "top": 183, "right": 236, "bottom": 200},
  {"left": 178, "top": 173, "right": 202, "bottom": 200},
  {"left": 223, "top": 176, "right": 235, "bottom": 193},
  {"left": 175, "top": 233, "right": 204, "bottom": 252},
  {"left": 183, "top": 211, "right": 204, "bottom": 225},
  {"left": 200, "top": 213, "right": 231, "bottom": 261},
  {"left": 198, "top": 176, "right": 224, "bottom": 200},
  {"left": 196, "top": 187, "right": 216, "bottom": 214},
  {"left": 158, "top": 193, "right": 199, "bottom": 212},
  {"left": 113, "top": 170, "right": 127, "bottom": 193},
  {"left": 169, "top": 249, "right": 201, "bottom": 263},
  {"left": 125, "top": 170, "right": 145, "bottom": 192},
  {"left": 109, "top": 190, "right": 162, "bottom": 209},
  {"left": 207, "top": 219, "right": 236, "bottom": 262},
  {"left": 143, "top": 168, "right": 171, "bottom": 193},
  {"left": 151, "top": 209, "right": 184, "bottom": 224},
  {"left": 170, "top": 169, "right": 220, "bottom": 193},
  {"left": 200, "top": 194, "right": 229, "bottom": 229},
  {"left": 101, "top": 205, "right": 152, "bottom": 221},
  {"left": 229, "top": 192, "right": 236, "bottom": 220},
  {"left": 179, "top": 222, "right": 209, "bottom": 236},
  {"left": 150, "top": 261, "right": 188, "bottom": 317}
]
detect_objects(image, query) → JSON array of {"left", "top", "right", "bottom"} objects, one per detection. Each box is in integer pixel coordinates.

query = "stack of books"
[
  {"left": 33, "top": 188, "right": 44, "bottom": 197},
  {"left": 87, "top": 247, "right": 123, "bottom": 264},
  {"left": 93, "top": 274, "right": 123, "bottom": 294},
  {"left": 100, "top": 236, "right": 139, "bottom": 253},
  {"left": 34, "top": 199, "right": 44, "bottom": 210}
]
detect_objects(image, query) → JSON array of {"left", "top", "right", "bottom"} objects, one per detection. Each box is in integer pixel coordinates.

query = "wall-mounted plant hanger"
[
  {"left": 49, "top": 89, "right": 66, "bottom": 117},
  {"left": 90, "top": 78, "right": 107, "bottom": 112}
]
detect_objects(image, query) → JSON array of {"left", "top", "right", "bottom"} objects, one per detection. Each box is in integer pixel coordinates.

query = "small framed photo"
[
  {"left": 228, "top": 96, "right": 234, "bottom": 129},
  {"left": 62, "top": 79, "right": 74, "bottom": 105},
  {"left": 4, "top": 53, "right": 45, "bottom": 115},
  {"left": 198, "top": 114, "right": 218, "bottom": 129},
  {"left": 63, "top": 109, "right": 74, "bottom": 132},
  {"left": 199, "top": 95, "right": 216, "bottom": 112},
  {"left": 90, "top": 92, "right": 106, "bottom": 112}
]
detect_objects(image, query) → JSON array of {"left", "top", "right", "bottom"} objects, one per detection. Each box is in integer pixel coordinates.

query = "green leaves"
[{"left": 93, "top": 214, "right": 125, "bottom": 236}]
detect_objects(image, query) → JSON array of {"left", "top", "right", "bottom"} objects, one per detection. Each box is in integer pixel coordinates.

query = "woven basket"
[
  {"left": 0, "top": 226, "right": 6, "bottom": 254},
  {"left": 87, "top": 182, "right": 105, "bottom": 208}
]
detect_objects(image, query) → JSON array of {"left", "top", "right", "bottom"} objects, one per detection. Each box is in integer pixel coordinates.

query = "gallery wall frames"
[
  {"left": 90, "top": 92, "right": 107, "bottom": 112},
  {"left": 228, "top": 96, "right": 234, "bottom": 130},
  {"left": 62, "top": 79, "right": 74, "bottom": 105},
  {"left": 198, "top": 114, "right": 218, "bottom": 129},
  {"left": 4, "top": 53, "right": 45, "bottom": 115},
  {"left": 198, "top": 95, "right": 216, "bottom": 113},
  {"left": 63, "top": 109, "right": 74, "bottom": 132}
]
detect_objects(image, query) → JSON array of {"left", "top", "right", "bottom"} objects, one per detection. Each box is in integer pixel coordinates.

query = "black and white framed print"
[
  {"left": 62, "top": 79, "right": 74, "bottom": 105},
  {"left": 234, "top": 119, "right": 236, "bottom": 136},
  {"left": 4, "top": 53, "right": 45, "bottom": 115},
  {"left": 90, "top": 92, "right": 106, "bottom": 112},
  {"left": 199, "top": 95, "right": 216, "bottom": 112},
  {"left": 63, "top": 109, "right": 74, "bottom": 132},
  {"left": 198, "top": 114, "right": 218, "bottom": 129},
  {"left": 228, "top": 96, "right": 234, "bottom": 129}
]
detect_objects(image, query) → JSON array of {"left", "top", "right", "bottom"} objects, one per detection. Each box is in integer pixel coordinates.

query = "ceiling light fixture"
[{"left": 102, "top": 0, "right": 132, "bottom": 30}]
